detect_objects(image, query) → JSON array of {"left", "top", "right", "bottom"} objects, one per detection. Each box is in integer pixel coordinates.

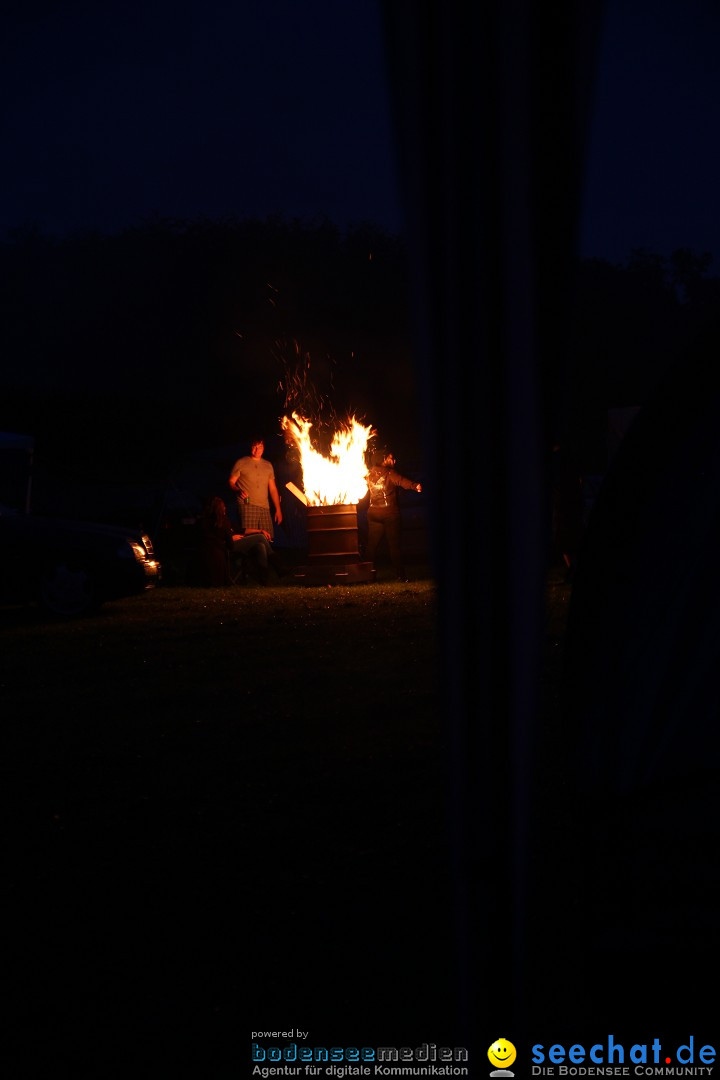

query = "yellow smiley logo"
[{"left": 488, "top": 1039, "right": 517, "bottom": 1070}]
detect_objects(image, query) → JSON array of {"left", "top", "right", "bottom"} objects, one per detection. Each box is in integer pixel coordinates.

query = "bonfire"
[{"left": 281, "top": 412, "right": 375, "bottom": 507}]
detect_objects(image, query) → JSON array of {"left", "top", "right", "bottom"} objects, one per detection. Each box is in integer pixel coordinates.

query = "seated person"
[
  {"left": 187, "top": 498, "right": 285, "bottom": 587},
  {"left": 232, "top": 527, "right": 287, "bottom": 586},
  {"left": 186, "top": 495, "right": 235, "bottom": 586}
]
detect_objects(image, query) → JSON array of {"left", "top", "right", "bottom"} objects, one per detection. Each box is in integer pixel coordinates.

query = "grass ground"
[
  {"left": 8, "top": 566, "right": 707, "bottom": 1072},
  {"left": 4, "top": 575, "right": 452, "bottom": 1071}
]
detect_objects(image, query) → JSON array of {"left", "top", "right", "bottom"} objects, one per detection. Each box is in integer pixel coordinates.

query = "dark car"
[{"left": 0, "top": 503, "right": 161, "bottom": 616}]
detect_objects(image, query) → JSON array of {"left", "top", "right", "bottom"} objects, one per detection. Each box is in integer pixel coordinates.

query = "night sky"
[
  {"left": 2, "top": 0, "right": 403, "bottom": 238},
  {"left": 580, "top": 0, "right": 720, "bottom": 263},
  {"left": 4, "top": 0, "right": 720, "bottom": 264}
]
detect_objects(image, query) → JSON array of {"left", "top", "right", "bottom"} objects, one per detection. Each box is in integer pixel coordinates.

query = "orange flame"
[{"left": 281, "top": 412, "right": 375, "bottom": 507}]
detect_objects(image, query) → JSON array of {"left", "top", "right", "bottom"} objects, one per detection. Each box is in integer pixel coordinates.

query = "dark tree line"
[
  {"left": 1, "top": 217, "right": 718, "bottom": 484},
  {"left": 566, "top": 246, "right": 720, "bottom": 472},
  {"left": 0, "top": 216, "right": 415, "bottom": 483}
]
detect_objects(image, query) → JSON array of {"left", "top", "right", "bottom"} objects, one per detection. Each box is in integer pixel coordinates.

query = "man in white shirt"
[{"left": 228, "top": 438, "right": 283, "bottom": 538}]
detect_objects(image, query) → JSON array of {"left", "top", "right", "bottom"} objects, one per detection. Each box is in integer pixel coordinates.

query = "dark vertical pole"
[{"left": 381, "top": 0, "right": 603, "bottom": 1042}]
